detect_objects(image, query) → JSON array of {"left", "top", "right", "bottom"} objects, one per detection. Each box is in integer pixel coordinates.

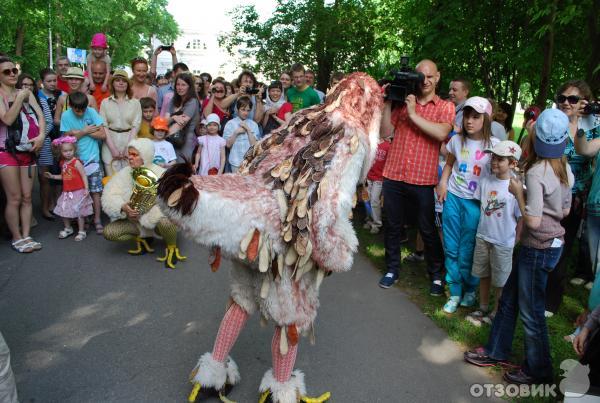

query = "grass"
[{"left": 356, "top": 214, "right": 590, "bottom": 402}]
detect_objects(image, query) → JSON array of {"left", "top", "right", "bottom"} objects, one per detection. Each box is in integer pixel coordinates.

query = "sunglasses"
[
  {"left": 2, "top": 68, "right": 18, "bottom": 76},
  {"left": 556, "top": 95, "right": 581, "bottom": 104},
  {"left": 212, "top": 89, "right": 224, "bottom": 94}
]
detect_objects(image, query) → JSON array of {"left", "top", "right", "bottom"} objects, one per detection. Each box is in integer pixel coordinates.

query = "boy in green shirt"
[{"left": 286, "top": 63, "right": 321, "bottom": 112}]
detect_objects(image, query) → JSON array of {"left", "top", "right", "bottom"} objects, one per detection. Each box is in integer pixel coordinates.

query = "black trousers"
[
  {"left": 546, "top": 194, "right": 592, "bottom": 313},
  {"left": 383, "top": 179, "right": 444, "bottom": 281}
]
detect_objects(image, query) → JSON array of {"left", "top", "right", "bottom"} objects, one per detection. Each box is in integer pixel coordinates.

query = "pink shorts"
[{"left": 0, "top": 151, "right": 35, "bottom": 168}]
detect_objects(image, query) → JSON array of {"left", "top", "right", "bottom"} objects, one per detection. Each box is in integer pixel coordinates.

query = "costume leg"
[
  {"left": 259, "top": 327, "right": 330, "bottom": 403},
  {"left": 156, "top": 218, "right": 186, "bottom": 268},
  {"left": 188, "top": 303, "right": 247, "bottom": 401},
  {"left": 103, "top": 219, "right": 139, "bottom": 242}
]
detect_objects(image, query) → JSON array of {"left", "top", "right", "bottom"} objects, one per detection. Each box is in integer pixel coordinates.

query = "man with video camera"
[{"left": 379, "top": 59, "right": 455, "bottom": 296}]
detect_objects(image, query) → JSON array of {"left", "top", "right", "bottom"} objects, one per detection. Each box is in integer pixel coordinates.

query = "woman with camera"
[
  {"left": 212, "top": 70, "right": 265, "bottom": 125},
  {"left": 201, "top": 78, "right": 230, "bottom": 128},
  {"left": 0, "top": 56, "right": 46, "bottom": 253},
  {"left": 545, "top": 80, "right": 597, "bottom": 318}
]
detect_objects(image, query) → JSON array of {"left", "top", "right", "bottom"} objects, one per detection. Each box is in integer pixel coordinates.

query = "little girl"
[
  {"left": 86, "top": 33, "right": 111, "bottom": 93},
  {"left": 45, "top": 136, "right": 93, "bottom": 241},
  {"left": 194, "top": 113, "right": 226, "bottom": 175},
  {"left": 436, "top": 97, "right": 499, "bottom": 313}
]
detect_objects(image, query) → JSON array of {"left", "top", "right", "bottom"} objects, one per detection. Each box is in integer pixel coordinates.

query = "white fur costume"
[{"left": 157, "top": 73, "right": 383, "bottom": 402}]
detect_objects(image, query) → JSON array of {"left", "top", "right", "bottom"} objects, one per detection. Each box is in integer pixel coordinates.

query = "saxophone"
[{"left": 129, "top": 167, "right": 159, "bottom": 215}]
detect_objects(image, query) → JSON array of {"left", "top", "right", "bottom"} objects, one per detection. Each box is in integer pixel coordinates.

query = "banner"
[{"left": 67, "top": 48, "right": 87, "bottom": 64}]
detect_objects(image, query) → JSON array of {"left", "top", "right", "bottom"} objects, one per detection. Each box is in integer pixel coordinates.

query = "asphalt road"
[{"left": 0, "top": 216, "right": 495, "bottom": 402}]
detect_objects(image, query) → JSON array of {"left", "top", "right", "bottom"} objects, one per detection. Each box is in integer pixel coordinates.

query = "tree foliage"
[
  {"left": 221, "top": 0, "right": 599, "bottom": 107},
  {"left": 0, "top": 0, "right": 178, "bottom": 76}
]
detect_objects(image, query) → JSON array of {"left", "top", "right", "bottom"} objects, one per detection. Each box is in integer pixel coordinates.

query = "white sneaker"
[
  {"left": 585, "top": 281, "right": 594, "bottom": 290},
  {"left": 369, "top": 226, "right": 380, "bottom": 234},
  {"left": 363, "top": 222, "right": 372, "bottom": 230},
  {"left": 570, "top": 278, "right": 585, "bottom": 286},
  {"left": 544, "top": 310, "right": 554, "bottom": 318}
]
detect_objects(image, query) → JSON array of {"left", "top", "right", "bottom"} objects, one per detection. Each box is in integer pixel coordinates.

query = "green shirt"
[{"left": 286, "top": 85, "right": 321, "bottom": 113}]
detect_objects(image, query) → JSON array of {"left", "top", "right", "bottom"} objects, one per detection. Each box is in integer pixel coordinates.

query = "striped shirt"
[{"left": 383, "top": 96, "right": 454, "bottom": 185}]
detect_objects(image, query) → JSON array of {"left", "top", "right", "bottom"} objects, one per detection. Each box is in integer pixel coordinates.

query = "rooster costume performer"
[
  {"left": 157, "top": 73, "right": 383, "bottom": 402},
  {"left": 102, "top": 138, "right": 185, "bottom": 269}
]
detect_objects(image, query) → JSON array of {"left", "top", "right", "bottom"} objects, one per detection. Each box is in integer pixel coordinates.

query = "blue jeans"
[
  {"left": 485, "top": 245, "right": 562, "bottom": 380},
  {"left": 442, "top": 192, "right": 480, "bottom": 297}
]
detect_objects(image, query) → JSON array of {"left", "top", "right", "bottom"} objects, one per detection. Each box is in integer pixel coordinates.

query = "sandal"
[
  {"left": 22, "top": 236, "right": 42, "bottom": 251},
  {"left": 74, "top": 231, "right": 87, "bottom": 242},
  {"left": 94, "top": 221, "right": 104, "bottom": 235},
  {"left": 59, "top": 227, "right": 74, "bottom": 239},
  {"left": 11, "top": 239, "right": 34, "bottom": 253}
]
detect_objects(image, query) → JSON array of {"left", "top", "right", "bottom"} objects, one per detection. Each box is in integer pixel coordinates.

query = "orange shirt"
[{"left": 92, "top": 87, "right": 110, "bottom": 109}]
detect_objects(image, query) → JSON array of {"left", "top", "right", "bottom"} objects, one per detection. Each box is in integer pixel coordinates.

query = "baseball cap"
[
  {"left": 485, "top": 140, "right": 522, "bottom": 160},
  {"left": 63, "top": 67, "right": 84, "bottom": 79},
  {"left": 205, "top": 113, "right": 221, "bottom": 129},
  {"left": 463, "top": 96, "right": 492, "bottom": 117},
  {"left": 534, "top": 109, "right": 569, "bottom": 158},
  {"left": 151, "top": 116, "right": 169, "bottom": 131}
]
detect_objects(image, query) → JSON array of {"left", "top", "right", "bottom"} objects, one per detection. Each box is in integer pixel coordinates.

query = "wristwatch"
[{"left": 576, "top": 129, "right": 585, "bottom": 138}]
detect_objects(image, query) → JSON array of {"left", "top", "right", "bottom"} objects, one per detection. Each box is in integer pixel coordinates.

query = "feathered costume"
[
  {"left": 102, "top": 138, "right": 185, "bottom": 269},
  {"left": 157, "top": 73, "right": 383, "bottom": 402}
]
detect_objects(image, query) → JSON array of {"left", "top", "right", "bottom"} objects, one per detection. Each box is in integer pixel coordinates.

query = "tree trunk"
[
  {"left": 586, "top": 0, "right": 600, "bottom": 96},
  {"left": 535, "top": 0, "right": 558, "bottom": 107},
  {"left": 15, "top": 25, "right": 25, "bottom": 57},
  {"left": 509, "top": 71, "right": 520, "bottom": 128},
  {"left": 313, "top": 0, "right": 334, "bottom": 92}
]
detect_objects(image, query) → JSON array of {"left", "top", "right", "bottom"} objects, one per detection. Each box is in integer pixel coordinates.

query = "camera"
[
  {"left": 384, "top": 55, "right": 424, "bottom": 103},
  {"left": 244, "top": 87, "right": 260, "bottom": 95},
  {"left": 160, "top": 44, "right": 173, "bottom": 51},
  {"left": 583, "top": 102, "right": 600, "bottom": 115},
  {"left": 523, "top": 106, "right": 541, "bottom": 122}
]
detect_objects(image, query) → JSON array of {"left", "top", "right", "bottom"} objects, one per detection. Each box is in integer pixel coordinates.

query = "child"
[
  {"left": 45, "top": 136, "right": 93, "bottom": 241},
  {"left": 436, "top": 96, "right": 499, "bottom": 313},
  {"left": 86, "top": 33, "right": 111, "bottom": 93},
  {"left": 150, "top": 116, "right": 176, "bottom": 168},
  {"left": 137, "top": 97, "right": 156, "bottom": 139},
  {"left": 363, "top": 133, "right": 391, "bottom": 234},
  {"left": 465, "top": 109, "right": 574, "bottom": 385},
  {"left": 223, "top": 96, "right": 260, "bottom": 173},
  {"left": 194, "top": 113, "right": 226, "bottom": 175},
  {"left": 466, "top": 140, "right": 522, "bottom": 326},
  {"left": 59, "top": 91, "right": 106, "bottom": 234}
]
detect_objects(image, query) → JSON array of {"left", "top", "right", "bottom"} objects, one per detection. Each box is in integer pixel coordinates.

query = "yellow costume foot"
[
  {"left": 188, "top": 382, "right": 235, "bottom": 402},
  {"left": 128, "top": 237, "right": 154, "bottom": 255},
  {"left": 258, "top": 390, "right": 331, "bottom": 403},
  {"left": 157, "top": 245, "right": 186, "bottom": 269}
]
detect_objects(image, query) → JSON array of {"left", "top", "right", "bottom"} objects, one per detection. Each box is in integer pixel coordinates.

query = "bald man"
[
  {"left": 91, "top": 60, "right": 110, "bottom": 107},
  {"left": 379, "top": 59, "right": 455, "bottom": 295}
]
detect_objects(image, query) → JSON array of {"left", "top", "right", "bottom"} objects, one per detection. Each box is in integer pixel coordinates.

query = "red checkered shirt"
[{"left": 383, "top": 96, "right": 455, "bottom": 185}]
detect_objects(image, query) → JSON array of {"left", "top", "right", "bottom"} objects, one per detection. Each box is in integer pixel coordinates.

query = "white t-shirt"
[
  {"left": 153, "top": 140, "right": 176, "bottom": 166},
  {"left": 447, "top": 135, "right": 499, "bottom": 199},
  {"left": 223, "top": 117, "right": 261, "bottom": 167},
  {"left": 197, "top": 134, "right": 226, "bottom": 175},
  {"left": 491, "top": 121, "right": 507, "bottom": 141},
  {"left": 474, "top": 175, "right": 521, "bottom": 247}
]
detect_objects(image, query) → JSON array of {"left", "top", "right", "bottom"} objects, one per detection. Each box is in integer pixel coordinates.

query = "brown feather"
[{"left": 246, "top": 229, "right": 260, "bottom": 262}]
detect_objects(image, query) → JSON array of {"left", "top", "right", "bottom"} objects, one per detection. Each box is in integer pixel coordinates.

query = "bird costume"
[{"left": 157, "top": 73, "right": 383, "bottom": 402}]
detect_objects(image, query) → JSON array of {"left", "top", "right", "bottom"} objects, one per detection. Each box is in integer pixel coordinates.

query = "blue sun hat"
[{"left": 534, "top": 109, "right": 569, "bottom": 158}]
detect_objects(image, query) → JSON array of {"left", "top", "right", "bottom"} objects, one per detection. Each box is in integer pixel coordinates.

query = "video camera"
[{"left": 384, "top": 56, "right": 424, "bottom": 103}]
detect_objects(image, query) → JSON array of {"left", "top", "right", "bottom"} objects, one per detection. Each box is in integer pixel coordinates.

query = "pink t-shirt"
[{"left": 197, "top": 134, "right": 226, "bottom": 175}]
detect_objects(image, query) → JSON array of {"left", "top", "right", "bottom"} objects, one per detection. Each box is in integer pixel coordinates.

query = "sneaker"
[
  {"left": 481, "top": 311, "right": 495, "bottom": 325},
  {"left": 570, "top": 277, "right": 585, "bottom": 286},
  {"left": 430, "top": 280, "right": 444, "bottom": 296},
  {"left": 503, "top": 369, "right": 552, "bottom": 385},
  {"left": 465, "top": 310, "right": 487, "bottom": 327},
  {"left": 443, "top": 296, "right": 461, "bottom": 313},
  {"left": 464, "top": 347, "right": 519, "bottom": 369},
  {"left": 544, "top": 310, "right": 554, "bottom": 318},
  {"left": 585, "top": 281, "right": 593, "bottom": 290},
  {"left": 405, "top": 252, "right": 425, "bottom": 263},
  {"left": 363, "top": 222, "right": 372, "bottom": 230},
  {"left": 379, "top": 272, "right": 398, "bottom": 289},
  {"left": 369, "top": 226, "right": 380, "bottom": 234},
  {"left": 460, "top": 291, "right": 477, "bottom": 307}
]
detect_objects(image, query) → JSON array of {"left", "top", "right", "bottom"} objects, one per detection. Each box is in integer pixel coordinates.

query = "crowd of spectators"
[{"left": 0, "top": 36, "right": 599, "bottom": 399}]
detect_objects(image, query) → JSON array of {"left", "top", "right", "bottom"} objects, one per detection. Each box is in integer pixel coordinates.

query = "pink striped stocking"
[
  {"left": 212, "top": 303, "right": 249, "bottom": 362},
  {"left": 271, "top": 326, "right": 299, "bottom": 383}
]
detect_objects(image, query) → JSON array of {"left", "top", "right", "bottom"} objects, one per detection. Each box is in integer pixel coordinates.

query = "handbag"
[{"left": 166, "top": 109, "right": 187, "bottom": 149}]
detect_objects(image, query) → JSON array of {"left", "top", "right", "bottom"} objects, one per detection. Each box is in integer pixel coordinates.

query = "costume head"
[{"left": 128, "top": 138, "right": 156, "bottom": 168}]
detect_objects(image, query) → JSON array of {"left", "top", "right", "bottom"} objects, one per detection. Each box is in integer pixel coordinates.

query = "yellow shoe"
[
  {"left": 128, "top": 237, "right": 154, "bottom": 255},
  {"left": 157, "top": 245, "right": 185, "bottom": 269}
]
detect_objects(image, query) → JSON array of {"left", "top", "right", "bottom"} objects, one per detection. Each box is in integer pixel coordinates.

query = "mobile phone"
[{"left": 160, "top": 45, "right": 173, "bottom": 51}]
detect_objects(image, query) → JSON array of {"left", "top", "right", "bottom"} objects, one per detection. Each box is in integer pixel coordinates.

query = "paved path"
[{"left": 0, "top": 217, "right": 495, "bottom": 402}]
